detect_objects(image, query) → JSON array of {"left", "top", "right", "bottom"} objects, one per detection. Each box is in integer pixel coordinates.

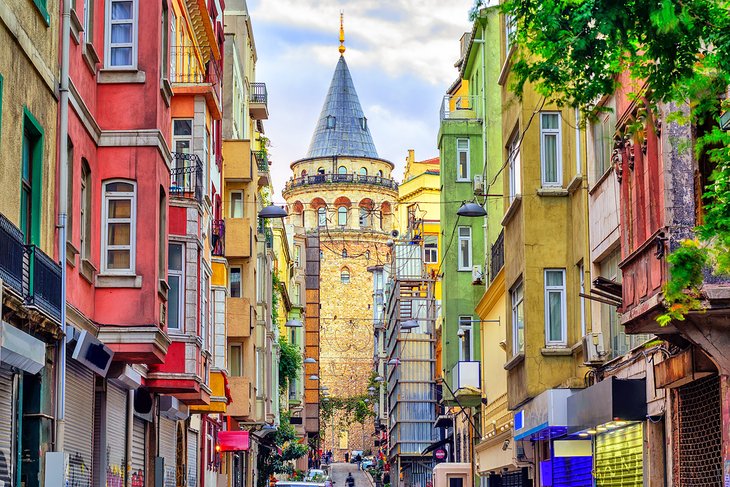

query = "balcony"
[
  {"left": 283, "top": 173, "right": 399, "bottom": 195},
  {"left": 170, "top": 152, "right": 203, "bottom": 204},
  {"left": 490, "top": 230, "right": 504, "bottom": 281},
  {"left": 190, "top": 370, "right": 230, "bottom": 414},
  {"left": 440, "top": 95, "right": 480, "bottom": 121},
  {"left": 452, "top": 361, "right": 481, "bottom": 407},
  {"left": 212, "top": 219, "right": 225, "bottom": 257},
  {"left": 227, "top": 297, "right": 252, "bottom": 339},
  {"left": 224, "top": 218, "right": 252, "bottom": 259},
  {"left": 222, "top": 139, "right": 252, "bottom": 181},
  {"left": 228, "top": 376, "right": 252, "bottom": 419},
  {"left": 253, "top": 150, "right": 270, "bottom": 186},
  {"left": 0, "top": 214, "right": 61, "bottom": 323},
  {"left": 249, "top": 82, "right": 269, "bottom": 120}
]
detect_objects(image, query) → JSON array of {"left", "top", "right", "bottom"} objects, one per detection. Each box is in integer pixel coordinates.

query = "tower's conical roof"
[{"left": 305, "top": 56, "right": 379, "bottom": 159}]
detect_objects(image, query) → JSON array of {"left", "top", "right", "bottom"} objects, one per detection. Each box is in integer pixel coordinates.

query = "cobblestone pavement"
[{"left": 329, "top": 462, "right": 370, "bottom": 487}]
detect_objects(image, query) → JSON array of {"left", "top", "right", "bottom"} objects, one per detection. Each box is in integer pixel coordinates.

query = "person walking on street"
[{"left": 346, "top": 473, "right": 355, "bottom": 487}]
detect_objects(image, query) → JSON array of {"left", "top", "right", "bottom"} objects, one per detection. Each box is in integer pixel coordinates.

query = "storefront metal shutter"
[
  {"left": 66, "top": 360, "right": 95, "bottom": 487},
  {"left": 0, "top": 365, "right": 15, "bottom": 486},
  {"left": 131, "top": 416, "right": 146, "bottom": 487},
  {"left": 187, "top": 429, "right": 198, "bottom": 487},
  {"left": 595, "top": 423, "right": 643, "bottom": 486},
  {"left": 552, "top": 456, "right": 592, "bottom": 487},
  {"left": 159, "top": 417, "right": 177, "bottom": 487},
  {"left": 106, "top": 383, "right": 128, "bottom": 483}
]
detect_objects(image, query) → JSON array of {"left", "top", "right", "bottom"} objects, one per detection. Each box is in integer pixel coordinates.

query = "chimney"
[{"left": 407, "top": 149, "right": 415, "bottom": 165}]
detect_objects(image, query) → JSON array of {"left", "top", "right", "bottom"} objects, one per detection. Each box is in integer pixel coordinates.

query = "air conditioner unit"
[
  {"left": 582, "top": 332, "right": 606, "bottom": 364},
  {"left": 472, "top": 265, "right": 483, "bottom": 285},
  {"left": 473, "top": 175, "right": 485, "bottom": 195}
]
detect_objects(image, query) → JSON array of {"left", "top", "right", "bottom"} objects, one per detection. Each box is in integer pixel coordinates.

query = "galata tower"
[{"left": 282, "top": 19, "right": 397, "bottom": 457}]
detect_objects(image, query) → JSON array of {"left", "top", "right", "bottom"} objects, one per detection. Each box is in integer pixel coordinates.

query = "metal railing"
[
  {"left": 0, "top": 213, "right": 62, "bottom": 322},
  {"left": 264, "top": 228, "right": 273, "bottom": 249},
  {"left": 490, "top": 230, "right": 504, "bottom": 281},
  {"left": 212, "top": 219, "right": 225, "bottom": 256},
  {"left": 250, "top": 82, "right": 268, "bottom": 104},
  {"left": 440, "top": 94, "right": 480, "bottom": 121},
  {"left": 284, "top": 173, "right": 398, "bottom": 192},
  {"left": 170, "top": 152, "right": 204, "bottom": 203},
  {"left": 170, "top": 46, "right": 221, "bottom": 86},
  {"left": 253, "top": 150, "right": 268, "bottom": 171}
]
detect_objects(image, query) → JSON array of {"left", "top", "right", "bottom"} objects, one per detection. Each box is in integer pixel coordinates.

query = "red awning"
[{"left": 218, "top": 431, "right": 250, "bottom": 451}]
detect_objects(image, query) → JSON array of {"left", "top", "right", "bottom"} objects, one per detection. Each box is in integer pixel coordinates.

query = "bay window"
[
  {"left": 105, "top": 0, "right": 137, "bottom": 68},
  {"left": 544, "top": 269, "right": 567, "bottom": 346},
  {"left": 102, "top": 180, "right": 136, "bottom": 273}
]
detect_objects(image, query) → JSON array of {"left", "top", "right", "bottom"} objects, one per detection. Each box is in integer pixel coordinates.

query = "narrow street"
[{"left": 329, "top": 463, "right": 370, "bottom": 487}]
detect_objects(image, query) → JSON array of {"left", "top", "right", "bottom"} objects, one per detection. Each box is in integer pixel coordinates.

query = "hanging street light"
[
  {"left": 456, "top": 201, "right": 487, "bottom": 218},
  {"left": 258, "top": 205, "right": 288, "bottom": 219}
]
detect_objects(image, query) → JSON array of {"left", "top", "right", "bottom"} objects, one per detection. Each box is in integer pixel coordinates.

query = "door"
[{"left": 594, "top": 423, "right": 643, "bottom": 486}]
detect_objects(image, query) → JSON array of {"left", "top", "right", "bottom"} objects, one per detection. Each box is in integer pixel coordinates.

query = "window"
[
  {"left": 106, "top": 0, "right": 138, "bottom": 68},
  {"left": 201, "top": 273, "right": 210, "bottom": 349},
  {"left": 458, "top": 316, "right": 473, "bottom": 361},
  {"left": 424, "top": 236, "right": 438, "bottom": 263},
  {"left": 295, "top": 283, "right": 302, "bottom": 305},
  {"left": 540, "top": 113, "right": 562, "bottom": 186},
  {"left": 294, "top": 245, "right": 301, "bottom": 267},
  {"left": 169, "top": 10, "right": 176, "bottom": 80},
  {"left": 359, "top": 167, "right": 367, "bottom": 176},
  {"left": 359, "top": 208, "right": 369, "bottom": 228},
  {"left": 159, "top": 188, "right": 166, "bottom": 276},
  {"left": 229, "top": 344, "right": 242, "bottom": 376},
  {"left": 360, "top": 117, "right": 367, "bottom": 130},
  {"left": 592, "top": 104, "right": 616, "bottom": 179},
  {"left": 318, "top": 207, "right": 326, "bottom": 227},
  {"left": 505, "top": 14, "right": 516, "bottom": 53},
  {"left": 341, "top": 248, "right": 347, "bottom": 258},
  {"left": 544, "top": 269, "right": 567, "bottom": 346},
  {"left": 83, "top": 0, "right": 93, "bottom": 43},
  {"left": 457, "top": 226, "right": 472, "bottom": 271},
  {"left": 337, "top": 166, "right": 347, "bottom": 175},
  {"left": 377, "top": 170, "right": 383, "bottom": 177},
  {"left": 102, "top": 180, "right": 136, "bottom": 273},
  {"left": 579, "top": 263, "right": 586, "bottom": 337},
  {"left": 21, "top": 111, "right": 44, "bottom": 245},
  {"left": 457, "top": 138, "right": 469, "bottom": 180},
  {"left": 340, "top": 268, "right": 350, "bottom": 284},
  {"left": 511, "top": 281, "right": 524, "bottom": 354},
  {"left": 230, "top": 267, "right": 241, "bottom": 298},
  {"left": 80, "top": 160, "right": 92, "bottom": 260},
  {"left": 66, "top": 138, "right": 74, "bottom": 243},
  {"left": 230, "top": 191, "right": 243, "bottom": 218},
  {"left": 326, "top": 115, "right": 336, "bottom": 129},
  {"left": 167, "top": 243, "right": 184, "bottom": 330},
  {"left": 317, "top": 167, "right": 325, "bottom": 175},
  {"left": 160, "top": 1, "right": 169, "bottom": 79},
  {"left": 508, "top": 131, "right": 521, "bottom": 202},
  {"left": 172, "top": 119, "right": 192, "bottom": 153},
  {"left": 337, "top": 206, "right": 347, "bottom": 226}
]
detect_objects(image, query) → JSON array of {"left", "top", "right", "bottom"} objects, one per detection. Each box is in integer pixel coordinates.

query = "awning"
[
  {"left": 434, "top": 414, "right": 453, "bottom": 429},
  {"left": 421, "top": 435, "right": 452, "bottom": 455},
  {"left": 513, "top": 389, "right": 576, "bottom": 441},
  {"left": 567, "top": 377, "right": 646, "bottom": 433},
  {"left": 218, "top": 431, "right": 250, "bottom": 452},
  {"left": 0, "top": 321, "right": 45, "bottom": 374}
]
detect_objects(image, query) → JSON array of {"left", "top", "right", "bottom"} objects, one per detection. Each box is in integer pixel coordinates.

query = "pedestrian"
[
  {"left": 345, "top": 452, "right": 349, "bottom": 463},
  {"left": 346, "top": 473, "right": 355, "bottom": 487}
]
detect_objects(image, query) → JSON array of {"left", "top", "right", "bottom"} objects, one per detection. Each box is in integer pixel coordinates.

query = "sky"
[{"left": 247, "top": 0, "right": 475, "bottom": 202}]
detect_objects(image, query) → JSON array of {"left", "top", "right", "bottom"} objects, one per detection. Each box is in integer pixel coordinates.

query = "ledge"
[
  {"left": 158, "top": 279, "right": 169, "bottom": 300},
  {"left": 95, "top": 274, "right": 142, "bottom": 288},
  {"left": 500, "top": 195, "right": 522, "bottom": 227},
  {"left": 82, "top": 43, "right": 100, "bottom": 75},
  {"left": 161, "top": 78, "right": 172, "bottom": 106},
  {"left": 98, "top": 69, "right": 146, "bottom": 84},
  {"left": 504, "top": 353, "right": 524, "bottom": 371},
  {"left": 66, "top": 241, "right": 79, "bottom": 267},
  {"left": 541, "top": 346, "right": 573, "bottom": 356},
  {"left": 80, "top": 259, "right": 96, "bottom": 284},
  {"left": 589, "top": 167, "right": 614, "bottom": 195},
  {"left": 567, "top": 174, "right": 583, "bottom": 194},
  {"left": 537, "top": 187, "right": 569, "bottom": 197},
  {"left": 70, "top": 8, "right": 83, "bottom": 44}
]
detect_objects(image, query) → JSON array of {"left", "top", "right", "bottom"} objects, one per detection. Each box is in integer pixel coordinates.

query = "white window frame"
[
  {"left": 318, "top": 207, "right": 326, "bottom": 227},
  {"left": 341, "top": 268, "right": 350, "bottom": 284},
  {"left": 80, "top": 161, "right": 91, "bottom": 261},
  {"left": 544, "top": 269, "right": 567, "bottom": 346},
  {"left": 359, "top": 208, "right": 369, "bottom": 228},
  {"left": 508, "top": 132, "right": 521, "bottom": 201},
  {"left": 511, "top": 280, "right": 524, "bottom": 355},
  {"left": 505, "top": 14, "right": 516, "bottom": 54},
  {"left": 167, "top": 242, "right": 184, "bottom": 331},
  {"left": 101, "top": 180, "right": 136, "bottom": 274},
  {"left": 337, "top": 206, "right": 347, "bottom": 227},
  {"left": 458, "top": 316, "right": 474, "bottom": 361},
  {"left": 201, "top": 271, "right": 210, "bottom": 350},
  {"left": 170, "top": 10, "right": 177, "bottom": 80},
  {"left": 229, "top": 266, "right": 242, "bottom": 298},
  {"left": 424, "top": 236, "right": 438, "bottom": 264},
  {"left": 540, "top": 112, "right": 563, "bottom": 187},
  {"left": 579, "top": 263, "right": 586, "bottom": 337},
  {"left": 230, "top": 190, "right": 243, "bottom": 218},
  {"left": 83, "top": 0, "right": 92, "bottom": 43},
  {"left": 172, "top": 118, "right": 193, "bottom": 154},
  {"left": 105, "top": 0, "right": 139, "bottom": 69},
  {"left": 457, "top": 226, "right": 472, "bottom": 271},
  {"left": 456, "top": 138, "right": 470, "bottom": 181}
]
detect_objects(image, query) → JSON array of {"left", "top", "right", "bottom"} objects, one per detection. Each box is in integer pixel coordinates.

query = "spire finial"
[{"left": 339, "top": 12, "right": 346, "bottom": 55}]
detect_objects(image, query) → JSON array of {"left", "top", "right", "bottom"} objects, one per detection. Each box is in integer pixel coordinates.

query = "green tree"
[
  {"left": 494, "top": 0, "right": 730, "bottom": 322},
  {"left": 256, "top": 413, "right": 308, "bottom": 487},
  {"left": 279, "top": 336, "right": 302, "bottom": 393}
]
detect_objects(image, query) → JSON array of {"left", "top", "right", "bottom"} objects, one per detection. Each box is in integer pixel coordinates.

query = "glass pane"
[
  {"left": 338, "top": 166, "right": 347, "bottom": 174},
  {"left": 107, "top": 250, "right": 131, "bottom": 269},
  {"left": 175, "top": 140, "right": 190, "bottom": 153},
  {"left": 229, "top": 346, "right": 242, "bottom": 376},
  {"left": 174, "top": 120, "right": 192, "bottom": 136},
  {"left": 542, "top": 113, "right": 559, "bottom": 130},
  {"left": 110, "top": 47, "right": 132, "bottom": 66},
  {"left": 108, "top": 222, "right": 130, "bottom": 245},
  {"left": 230, "top": 193, "right": 243, "bottom": 218},
  {"left": 230, "top": 269, "right": 241, "bottom": 297},
  {"left": 459, "top": 227, "right": 470, "bottom": 237},
  {"left": 338, "top": 208, "right": 347, "bottom": 226},
  {"left": 106, "top": 182, "right": 133, "bottom": 193},
  {"left": 548, "top": 291, "right": 563, "bottom": 341},
  {"left": 546, "top": 270, "right": 563, "bottom": 287},
  {"left": 459, "top": 152, "right": 468, "bottom": 178},
  {"left": 168, "top": 243, "right": 182, "bottom": 271},
  {"left": 111, "top": 23, "right": 132, "bottom": 43},
  {"left": 111, "top": 1, "right": 132, "bottom": 20},
  {"left": 168, "top": 275, "right": 180, "bottom": 328},
  {"left": 457, "top": 139, "right": 468, "bottom": 150},
  {"left": 108, "top": 199, "right": 131, "bottom": 218},
  {"left": 359, "top": 167, "right": 367, "bottom": 175},
  {"left": 460, "top": 239, "right": 470, "bottom": 267},
  {"left": 318, "top": 208, "right": 326, "bottom": 226},
  {"left": 543, "top": 134, "right": 558, "bottom": 182}
]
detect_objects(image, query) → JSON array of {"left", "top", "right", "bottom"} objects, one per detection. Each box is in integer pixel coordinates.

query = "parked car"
[
  {"left": 360, "top": 458, "right": 375, "bottom": 470},
  {"left": 349, "top": 450, "right": 364, "bottom": 463}
]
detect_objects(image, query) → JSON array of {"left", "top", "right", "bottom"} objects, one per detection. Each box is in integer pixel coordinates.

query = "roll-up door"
[
  {"left": 552, "top": 456, "right": 592, "bottom": 487},
  {"left": 595, "top": 423, "right": 643, "bottom": 486},
  {"left": 159, "top": 417, "right": 177, "bottom": 487},
  {"left": 106, "top": 383, "right": 128, "bottom": 482},
  {"left": 187, "top": 429, "right": 198, "bottom": 487},
  {"left": 0, "top": 365, "right": 15, "bottom": 486},
  {"left": 130, "top": 416, "right": 146, "bottom": 486},
  {"left": 66, "top": 360, "right": 95, "bottom": 487}
]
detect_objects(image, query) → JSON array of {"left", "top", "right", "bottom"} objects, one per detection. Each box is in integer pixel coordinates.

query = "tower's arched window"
[
  {"left": 318, "top": 207, "right": 326, "bottom": 227},
  {"left": 377, "top": 170, "right": 383, "bottom": 177},
  {"left": 365, "top": 250, "right": 370, "bottom": 260},
  {"left": 359, "top": 167, "right": 367, "bottom": 176},
  {"left": 338, "top": 166, "right": 347, "bottom": 175},
  {"left": 301, "top": 169, "right": 307, "bottom": 177},
  {"left": 341, "top": 268, "right": 350, "bottom": 284},
  {"left": 326, "top": 115, "right": 336, "bottom": 129},
  {"left": 342, "top": 248, "right": 348, "bottom": 258},
  {"left": 317, "top": 167, "right": 325, "bottom": 175},
  {"left": 338, "top": 206, "right": 347, "bottom": 226},
  {"left": 360, "top": 117, "right": 367, "bottom": 130}
]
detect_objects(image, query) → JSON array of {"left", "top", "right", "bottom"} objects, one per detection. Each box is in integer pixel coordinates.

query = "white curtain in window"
[{"left": 110, "top": 1, "right": 133, "bottom": 66}]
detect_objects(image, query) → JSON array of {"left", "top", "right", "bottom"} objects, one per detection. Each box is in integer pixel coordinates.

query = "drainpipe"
[
  {"left": 576, "top": 107, "right": 592, "bottom": 335},
  {"left": 472, "top": 35, "right": 488, "bottom": 285},
  {"left": 56, "top": 0, "right": 72, "bottom": 453}
]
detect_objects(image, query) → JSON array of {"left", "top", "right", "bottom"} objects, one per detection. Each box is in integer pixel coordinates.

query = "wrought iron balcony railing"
[
  {"left": 250, "top": 82, "right": 268, "bottom": 104},
  {"left": 170, "top": 46, "right": 221, "bottom": 86},
  {"left": 490, "top": 230, "right": 504, "bottom": 281},
  {"left": 284, "top": 173, "right": 398, "bottom": 192},
  {"left": 440, "top": 94, "right": 480, "bottom": 121},
  {"left": 253, "top": 150, "right": 268, "bottom": 172},
  {"left": 170, "top": 152, "right": 204, "bottom": 203},
  {"left": 0, "top": 213, "right": 62, "bottom": 322},
  {"left": 211, "top": 219, "right": 225, "bottom": 257}
]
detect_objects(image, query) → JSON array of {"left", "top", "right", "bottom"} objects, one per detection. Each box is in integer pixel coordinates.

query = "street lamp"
[
  {"left": 400, "top": 319, "right": 419, "bottom": 331},
  {"left": 456, "top": 201, "right": 487, "bottom": 218},
  {"left": 285, "top": 319, "right": 303, "bottom": 328},
  {"left": 388, "top": 358, "right": 401, "bottom": 366},
  {"left": 304, "top": 357, "right": 317, "bottom": 364},
  {"left": 374, "top": 376, "right": 384, "bottom": 383},
  {"left": 308, "top": 375, "right": 319, "bottom": 381},
  {"left": 258, "top": 205, "right": 288, "bottom": 219}
]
